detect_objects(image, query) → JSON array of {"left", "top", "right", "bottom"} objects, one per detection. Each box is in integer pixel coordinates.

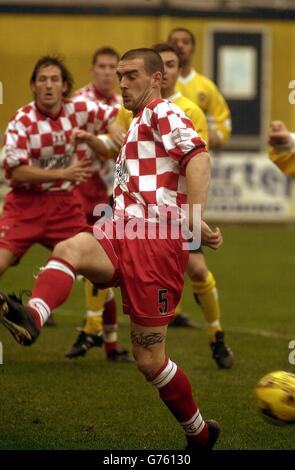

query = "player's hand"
[
  {"left": 108, "top": 122, "right": 126, "bottom": 148},
  {"left": 201, "top": 220, "right": 223, "bottom": 250},
  {"left": 268, "top": 121, "right": 292, "bottom": 149},
  {"left": 62, "top": 157, "right": 92, "bottom": 183},
  {"left": 72, "top": 129, "right": 93, "bottom": 146}
]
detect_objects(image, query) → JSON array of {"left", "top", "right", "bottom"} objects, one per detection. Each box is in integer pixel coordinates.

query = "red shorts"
[
  {"left": 74, "top": 173, "right": 109, "bottom": 225},
  {"left": 0, "top": 190, "right": 89, "bottom": 259},
  {"left": 93, "top": 220, "right": 189, "bottom": 327}
]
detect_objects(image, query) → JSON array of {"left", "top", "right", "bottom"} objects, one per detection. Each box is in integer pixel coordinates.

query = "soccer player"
[
  {"left": 268, "top": 120, "right": 295, "bottom": 174},
  {"left": 0, "top": 54, "right": 116, "bottom": 321},
  {"left": 107, "top": 42, "right": 233, "bottom": 369},
  {"left": 168, "top": 27, "right": 232, "bottom": 148},
  {"left": 0, "top": 48, "right": 222, "bottom": 450},
  {"left": 66, "top": 47, "right": 132, "bottom": 363}
]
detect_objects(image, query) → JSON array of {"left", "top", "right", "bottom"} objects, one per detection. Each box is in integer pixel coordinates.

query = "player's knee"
[
  {"left": 187, "top": 263, "right": 208, "bottom": 282},
  {"left": 53, "top": 238, "right": 81, "bottom": 266},
  {"left": 134, "top": 351, "right": 163, "bottom": 378},
  {"left": 0, "top": 260, "right": 10, "bottom": 276},
  {"left": 0, "top": 250, "right": 18, "bottom": 275}
]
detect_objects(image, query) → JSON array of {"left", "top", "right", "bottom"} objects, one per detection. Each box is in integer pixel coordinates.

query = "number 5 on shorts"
[{"left": 158, "top": 289, "right": 168, "bottom": 314}]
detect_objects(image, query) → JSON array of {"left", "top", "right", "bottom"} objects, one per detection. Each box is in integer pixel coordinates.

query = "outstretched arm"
[
  {"left": 186, "top": 154, "right": 222, "bottom": 250},
  {"left": 268, "top": 121, "right": 295, "bottom": 177},
  {"left": 11, "top": 158, "right": 92, "bottom": 184},
  {"left": 72, "top": 130, "right": 110, "bottom": 157}
]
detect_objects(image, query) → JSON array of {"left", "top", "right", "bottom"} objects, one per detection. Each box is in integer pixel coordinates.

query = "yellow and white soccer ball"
[{"left": 255, "top": 371, "right": 295, "bottom": 424}]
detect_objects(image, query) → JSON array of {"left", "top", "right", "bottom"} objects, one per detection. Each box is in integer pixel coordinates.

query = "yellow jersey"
[
  {"left": 269, "top": 135, "right": 295, "bottom": 177},
  {"left": 176, "top": 69, "right": 231, "bottom": 146},
  {"left": 115, "top": 91, "right": 208, "bottom": 144}
]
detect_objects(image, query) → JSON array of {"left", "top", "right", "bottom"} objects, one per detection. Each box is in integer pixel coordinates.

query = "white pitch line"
[
  {"left": 59, "top": 308, "right": 295, "bottom": 340},
  {"left": 170, "top": 322, "right": 295, "bottom": 340},
  {"left": 225, "top": 325, "right": 295, "bottom": 340}
]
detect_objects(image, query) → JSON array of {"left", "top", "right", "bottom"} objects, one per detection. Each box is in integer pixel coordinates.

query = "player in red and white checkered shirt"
[
  {"left": 0, "top": 54, "right": 116, "bottom": 280},
  {"left": 113, "top": 99, "right": 204, "bottom": 219},
  {"left": 66, "top": 47, "right": 132, "bottom": 363},
  {"left": 0, "top": 49, "right": 222, "bottom": 450}
]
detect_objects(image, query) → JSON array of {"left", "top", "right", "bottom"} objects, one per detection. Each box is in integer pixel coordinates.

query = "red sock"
[
  {"left": 103, "top": 295, "right": 118, "bottom": 352},
  {"left": 28, "top": 257, "right": 76, "bottom": 329},
  {"left": 149, "top": 358, "right": 209, "bottom": 446},
  {"left": 103, "top": 296, "right": 117, "bottom": 325},
  {"left": 104, "top": 340, "right": 118, "bottom": 353}
]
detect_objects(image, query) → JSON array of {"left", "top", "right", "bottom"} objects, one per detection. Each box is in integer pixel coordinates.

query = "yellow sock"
[
  {"left": 190, "top": 271, "right": 222, "bottom": 342},
  {"left": 83, "top": 279, "right": 108, "bottom": 335},
  {"left": 84, "top": 311, "right": 103, "bottom": 335}
]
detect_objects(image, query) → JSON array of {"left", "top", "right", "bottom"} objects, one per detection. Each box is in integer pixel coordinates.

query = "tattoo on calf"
[{"left": 131, "top": 331, "right": 166, "bottom": 349}]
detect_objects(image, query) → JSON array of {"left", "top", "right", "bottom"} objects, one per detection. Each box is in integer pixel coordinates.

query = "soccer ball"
[{"left": 255, "top": 371, "right": 295, "bottom": 424}]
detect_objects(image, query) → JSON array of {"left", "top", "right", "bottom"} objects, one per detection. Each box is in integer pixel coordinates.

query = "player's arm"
[
  {"left": 72, "top": 129, "right": 109, "bottom": 156},
  {"left": 268, "top": 120, "right": 295, "bottom": 177},
  {"left": 205, "top": 79, "right": 232, "bottom": 148},
  {"left": 155, "top": 102, "right": 222, "bottom": 249},
  {"left": 74, "top": 100, "right": 123, "bottom": 159},
  {"left": 11, "top": 159, "right": 92, "bottom": 184},
  {"left": 185, "top": 153, "right": 210, "bottom": 217},
  {"left": 185, "top": 155, "right": 222, "bottom": 249},
  {"left": 74, "top": 104, "right": 133, "bottom": 159},
  {"left": 3, "top": 118, "right": 91, "bottom": 184}
]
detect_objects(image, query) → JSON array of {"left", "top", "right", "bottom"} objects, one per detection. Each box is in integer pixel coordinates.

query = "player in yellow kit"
[
  {"left": 268, "top": 120, "right": 295, "bottom": 174},
  {"left": 108, "top": 43, "right": 233, "bottom": 368},
  {"left": 168, "top": 27, "right": 231, "bottom": 148}
]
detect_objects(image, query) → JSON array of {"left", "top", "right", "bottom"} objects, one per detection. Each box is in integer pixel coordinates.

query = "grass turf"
[{"left": 0, "top": 224, "right": 295, "bottom": 450}]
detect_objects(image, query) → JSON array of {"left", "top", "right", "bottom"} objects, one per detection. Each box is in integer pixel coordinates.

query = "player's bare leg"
[
  {"left": 130, "top": 320, "right": 220, "bottom": 450},
  {"left": 0, "top": 248, "right": 18, "bottom": 275},
  {"left": 0, "top": 232, "right": 115, "bottom": 345},
  {"left": 186, "top": 252, "right": 233, "bottom": 369}
]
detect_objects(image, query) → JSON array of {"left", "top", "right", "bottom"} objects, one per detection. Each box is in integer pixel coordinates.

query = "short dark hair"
[
  {"left": 168, "top": 28, "right": 196, "bottom": 48},
  {"left": 30, "top": 55, "right": 73, "bottom": 97},
  {"left": 152, "top": 42, "right": 183, "bottom": 68},
  {"left": 92, "top": 46, "right": 120, "bottom": 66},
  {"left": 120, "top": 48, "right": 164, "bottom": 76}
]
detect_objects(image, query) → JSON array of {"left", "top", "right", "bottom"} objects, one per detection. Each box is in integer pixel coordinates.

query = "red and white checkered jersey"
[
  {"left": 113, "top": 98, "right": 207, "bottom": 221},
  {"left": 2, "top": 98, "right": 117, "bottom": 192},
  {"left": 75, "top": 83, "right": 121, "bottom": 108}
]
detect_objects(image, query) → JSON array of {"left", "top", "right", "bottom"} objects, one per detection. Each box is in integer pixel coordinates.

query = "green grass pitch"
[{"left": 0, "top": 224, "right": 295, "bottom": 450}]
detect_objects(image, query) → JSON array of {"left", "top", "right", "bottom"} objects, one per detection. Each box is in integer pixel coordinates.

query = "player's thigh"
[
  {"left": 130, "top": 320, "right": 167, "bottom": 375},
  {"left": 54, "top": 232, "right": 115, "bottom": 285},
  {"left": 0, "top": 248, "right": 18, "bottom": 275},
  {"left": 186, "top": 251, "right": 208, "bottom": 280}
]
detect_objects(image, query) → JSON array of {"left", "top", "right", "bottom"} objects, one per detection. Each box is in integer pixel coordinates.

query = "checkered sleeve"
[
  {"left": 152, "top": 101, "right": 208, "bottom": 173},
  {"left": 2, "top": 117, "right": 30, "bottom": 174}
]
